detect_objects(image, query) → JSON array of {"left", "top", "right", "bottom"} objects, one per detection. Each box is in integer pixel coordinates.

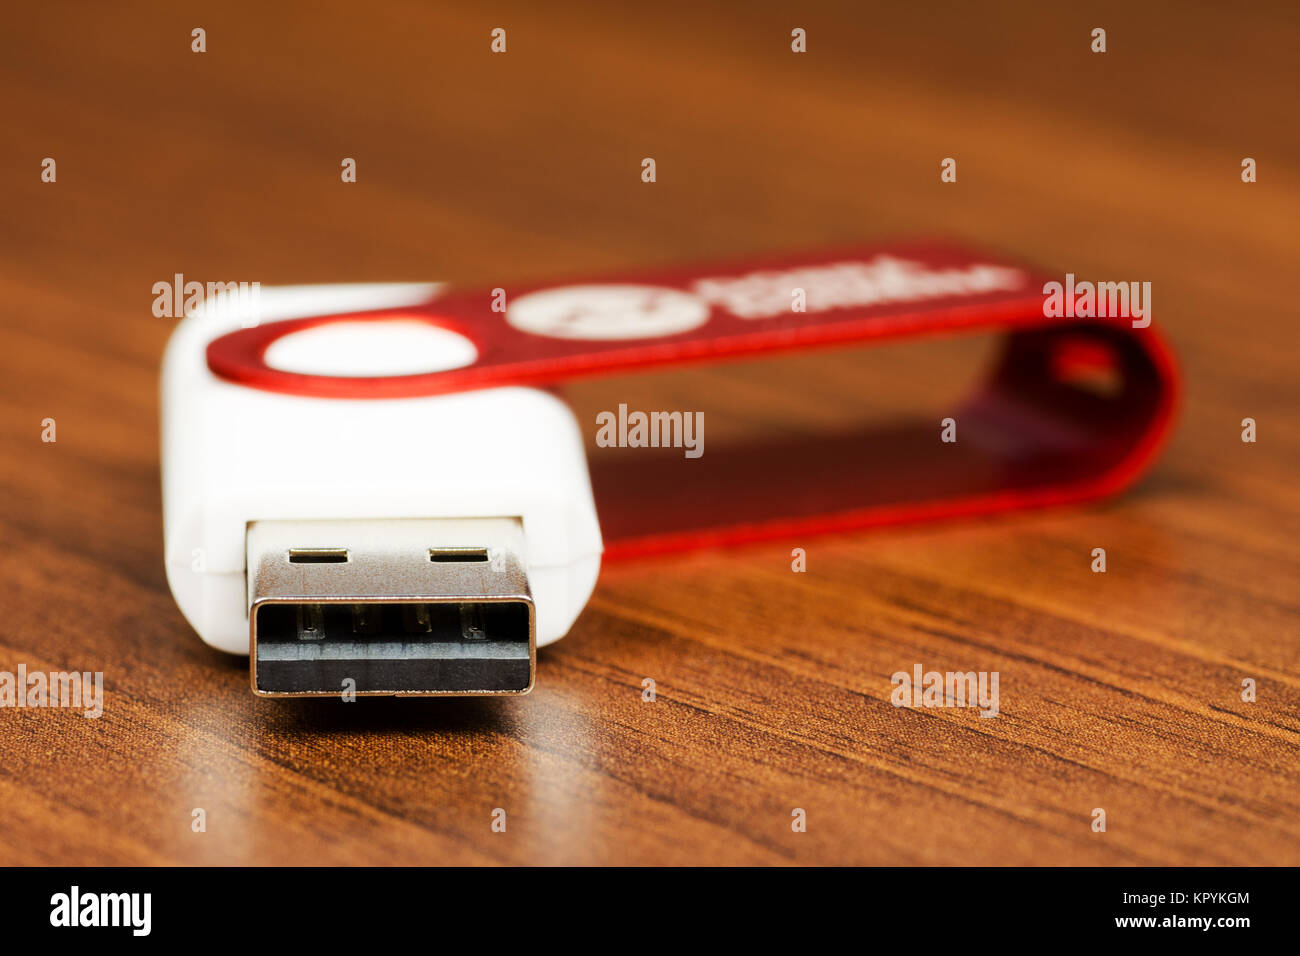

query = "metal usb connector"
[{"left": 247, "top": 518, "right": 535, "bottom": 697}]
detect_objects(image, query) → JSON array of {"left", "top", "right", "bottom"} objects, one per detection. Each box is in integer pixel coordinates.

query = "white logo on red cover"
[{"left": 506, "top": 284, "right": 710, "bottom": 340}]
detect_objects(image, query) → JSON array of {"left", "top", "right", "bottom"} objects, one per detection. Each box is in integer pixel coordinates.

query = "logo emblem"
[{"left": 506, "top": 284, "right": 710, "bottom": 340}]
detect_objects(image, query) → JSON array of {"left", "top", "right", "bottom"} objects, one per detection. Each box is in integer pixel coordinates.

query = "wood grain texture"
[{"left": 0, "top": 0, "right": 1297, "bottom": 865}]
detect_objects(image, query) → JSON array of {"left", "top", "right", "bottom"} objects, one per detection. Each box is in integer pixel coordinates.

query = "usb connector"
[{"left": 247, "top": 518, "right": 535, "bottom": 697}]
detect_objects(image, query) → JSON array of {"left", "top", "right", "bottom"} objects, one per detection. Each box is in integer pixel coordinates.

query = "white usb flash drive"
[{"left": 161, "top": 283, "right": 603, "bottom": 697}]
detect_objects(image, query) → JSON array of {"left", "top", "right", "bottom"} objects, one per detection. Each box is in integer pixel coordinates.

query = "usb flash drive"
[
  {"left": 161, "top": 283, "right": 603, "bottom": 697},
  {"left": 162, "top": 243, "right": 1177, "bottom": 699}
]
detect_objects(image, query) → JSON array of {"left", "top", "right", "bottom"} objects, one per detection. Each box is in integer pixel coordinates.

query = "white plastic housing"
[{"left": 161, "top": 283, "right": 603, "bottom": 655}]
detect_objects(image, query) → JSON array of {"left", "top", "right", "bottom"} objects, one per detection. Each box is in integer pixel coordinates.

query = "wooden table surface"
[{"left": 1, "top": 1, "right": 1297, "bottom": 865}]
